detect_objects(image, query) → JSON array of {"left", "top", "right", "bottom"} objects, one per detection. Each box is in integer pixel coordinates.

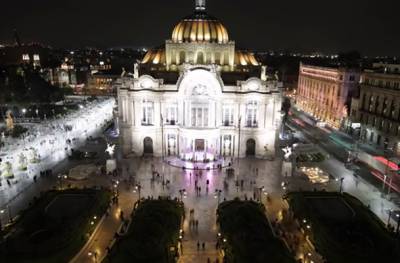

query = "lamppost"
[
  {"left": 21, "top": 108, "right": 26, "bottom": 120},
  {"left": 179, "top": 189, "right": 186, "bottom": 201},
  {"left": 134, "top": 183, "right": 142, "bottom": 200},
  {"left": 236, "top": 116, "right": 242, "bottom": 193},
  {"left": 257, "top": 186, "right": 265, "bottom": 202},
  {"left": 396, "top": 213, "right": 400, "bottom": 235},
  {"left": 382, "top": 150, "right": 390, "bottom": 192},
  {"left": 161, "top": 114, "right": 166, "bottom": 186},
  {"left": 88, "top": 251, "right": 98, "bottom": 262},
  {"left": 0, "top": 205, "right": 12, "bottom": 223},
  {"left": 214, "top": 189, "right": 222, "bottom": 204},
  {"left": 57, "top": 174, "right": 68, "bottom": 190},
  {"left": 336, "top": 177, "right": 344, "bottom": 193},
  {"left": 387, "top": 209, "right": 393, "bottom": 226}
]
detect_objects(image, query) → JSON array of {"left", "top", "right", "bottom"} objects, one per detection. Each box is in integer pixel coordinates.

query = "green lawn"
[
  {"left": 105, "top": 199, "right": 184, "bottom": 263},
  {"left": 287, "top": 191, "right": 400, "bottom": 263},
  {"left": 0, "top": 188, "right": 111, "bottom": 263},
  {"left": 217, "top": 200, "right": 295, "bottom": 263}
]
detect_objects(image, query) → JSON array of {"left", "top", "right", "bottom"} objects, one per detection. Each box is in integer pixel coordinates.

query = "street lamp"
[
  {"left": 396, "top": 213, "right": 400, "bottom": 235},
  {"left": 57, "top": 174, "right": 68, "bottom": 190},
  {"left": 214, "top": 189, "right": 222, "bottom": 204},
  {"left": 335, "top": 177, "right": 344, "bottom": 193},
  {"left": 134, "top": 183, "right": 142, "bottom": 200},
  {"left": 0, "top": 205, "right": 12, "bottom": 223},
  {"left": 387, "top": 209, "right": 393, "bottom": 226},
  {"left": 88, "top": 251, "right": 98, "bottom": 262},
  {"left": 257, "top": 186, "right": 265, "bottom": 202}
]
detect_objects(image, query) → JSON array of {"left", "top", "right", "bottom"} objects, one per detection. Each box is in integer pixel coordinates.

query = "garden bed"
[
  {"left": 105, "top": 198, "right": 184, "bottom": 263},
  {"left": 217, "top": 200, "right": 295, "bottom": 263},
  {"left": 296, "top": 152, "right": 325, "bottom": 163},
  {"left": 0, "top": 188, "right": 111, "bottom": 263},
  {"left": 287, "top": 191, "right": 400, "bottom": 263}
]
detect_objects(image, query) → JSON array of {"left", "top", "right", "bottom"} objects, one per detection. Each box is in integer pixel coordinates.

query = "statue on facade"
[
  {"left": 121, "top": 67, "right": 126, "bottom": 77},
  {"left": 134, "top": 63, "right": 139, "bottom": 79},
  {"left": 195, "top": 0, "right": 206, "bottom": 11}
]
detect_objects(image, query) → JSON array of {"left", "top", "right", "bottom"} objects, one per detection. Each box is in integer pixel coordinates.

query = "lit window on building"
[
  {"left": 191, "top": 107, "right": 208, "bottom": 127},
  {"left": 222, "top": 105, "right": 234, "bottom": 126},
  {"left": 22, "top": 54, "right": 30, "bottom": 61},
  {"left": 245, "top": 101, "right": 258, "bottom": 127},
  {"left": 33, "top": 54, "right": 40, "bottom": 61},
  {"left": 166, "top": 104, "right": 178, "bottom": 124},
  {"left": 142, "top": 100, "right": 154, "bottom": 125}
]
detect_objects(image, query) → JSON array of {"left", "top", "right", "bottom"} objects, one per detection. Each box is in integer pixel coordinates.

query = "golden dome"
[{"left": 171, "top": 13, "right": 229, "bottom": 44}]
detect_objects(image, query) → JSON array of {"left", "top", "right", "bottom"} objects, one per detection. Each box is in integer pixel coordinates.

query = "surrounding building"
[
  {"left": 116, "top": 0, "right": 283, "bottom": 158},
  {"left": 372, "top": 62, "right": 400, "bottom": 74},
  {"left": 350, "top": 69, "right": 400, "bottom": 155},
  {"left": 296, "top": 63, "right": 360, "bottom": 129},
  {"left": 87, "top": 69, "right": 121, "bottom": 95}
]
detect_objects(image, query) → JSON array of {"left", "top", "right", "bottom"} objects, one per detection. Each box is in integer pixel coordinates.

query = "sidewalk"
[
  {"left": 264, "top": 194, "right": 324, "bottom": 263},
  {"left": 70, "top": 185, "right": 136, "bottom": 263}
]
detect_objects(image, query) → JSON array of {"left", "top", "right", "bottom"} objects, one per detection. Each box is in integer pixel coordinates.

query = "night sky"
[{"left": 1, "top": 0, "right": 399, "bottom": 56}]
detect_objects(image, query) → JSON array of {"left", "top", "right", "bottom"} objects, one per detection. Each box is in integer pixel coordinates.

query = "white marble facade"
[{"left": 117, "top": 64, "right": 282, "bottom": 159}]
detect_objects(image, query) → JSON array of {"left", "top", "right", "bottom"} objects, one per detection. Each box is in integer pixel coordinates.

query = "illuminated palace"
[{"left": 117, "top": 0, "right": 282, "bottom": 159}]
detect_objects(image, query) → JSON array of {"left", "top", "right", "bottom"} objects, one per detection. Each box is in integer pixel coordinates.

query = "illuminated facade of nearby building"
[
  {"left": 116, "top": 0, "right": 282, "bottom": 158},
  {"left": 296, "top": 63, "right": 360, "bottom": 129},
  {"left": 350, "top": 70, "right": 400, "bottom": 155}
]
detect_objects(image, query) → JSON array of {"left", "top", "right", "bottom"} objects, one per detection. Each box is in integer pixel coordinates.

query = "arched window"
[
  {"left": 197, "top": 52, "right": 204, "bottom": 64},
  {"left": 179, "top": 51, "right": 186, "bottom": 64},
  {"left": 215, "top": 52, "right": 221, "bottom": 64}
]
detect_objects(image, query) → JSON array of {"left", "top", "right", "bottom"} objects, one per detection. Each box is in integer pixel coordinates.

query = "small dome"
[
  {"left": 142, "top": 48, "right": 166, "bottom": 64},
  {"left": 171, "top": 13, "right": 229, "bottom": 44},
  {"left": 235, "top": 51, "right": 259, "bottom": 66}
]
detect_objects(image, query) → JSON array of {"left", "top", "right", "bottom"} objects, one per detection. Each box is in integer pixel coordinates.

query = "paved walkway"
[{"left": 70, "top": 185, "right": 136, "bottom": 263}]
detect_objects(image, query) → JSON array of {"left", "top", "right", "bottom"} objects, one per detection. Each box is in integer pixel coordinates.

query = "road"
[{"left": 285, "top": 108, "right": 400, "bottom": 223}]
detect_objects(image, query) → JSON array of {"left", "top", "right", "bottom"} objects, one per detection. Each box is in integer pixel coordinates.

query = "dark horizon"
[{"left": 1, "top": 0, "right": 399, "bottom": 57}]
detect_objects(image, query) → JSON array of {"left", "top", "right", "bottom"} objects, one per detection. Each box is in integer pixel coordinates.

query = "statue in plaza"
[
  {"left": 29, "top": 148, "right": 40, "bottom": 163},
  {"left": 105, "top": 143, "right": 116, "bottom": 158},
  {"left": 5, "top": 111, "right": 14, "bottom": 131},
  {"left": 282, "top": 146, "right": 292, "bottom": 161},
  {"left": 1, "top": 161, "right": 14, "bottom": 178},
  {"left": 18, "top": 152, "right": 27, "bottom": 171}
]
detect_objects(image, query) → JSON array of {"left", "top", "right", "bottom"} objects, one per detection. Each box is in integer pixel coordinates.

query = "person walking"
[
  {"left": 202, "top": 242, "right": 205, "bottom": 250},
  {"left": 197, "top": 241, "right": 200, "bottom": 251}
]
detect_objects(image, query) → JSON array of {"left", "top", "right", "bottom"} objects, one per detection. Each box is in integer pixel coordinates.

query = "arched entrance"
[
  {"left": 246, "top": 139, "right": 256, "bottom": 156},
  {"left": 143, "top": 137, "right": 153, "bottom": 155}
]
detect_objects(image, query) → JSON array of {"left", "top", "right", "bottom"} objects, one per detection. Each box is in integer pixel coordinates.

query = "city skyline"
[{"left": 1, "top": 0, "right": 399, "bottom": 56}]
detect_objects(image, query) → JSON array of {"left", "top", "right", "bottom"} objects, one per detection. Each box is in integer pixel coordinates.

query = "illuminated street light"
[{"left": 134, "top": 183, "right": 142, "bottom": 200}]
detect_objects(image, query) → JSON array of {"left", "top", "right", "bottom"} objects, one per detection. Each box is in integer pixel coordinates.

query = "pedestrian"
[
  {"left": 197, "top": 241, "right": 200, "bottom": 251},
  {"left": 202, "top": 242, "right": 205, "bottom": 250}
]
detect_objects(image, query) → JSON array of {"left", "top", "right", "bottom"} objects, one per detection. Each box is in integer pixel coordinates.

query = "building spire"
[{"left": 195, "top": 0, "right": 206, "bottom": 11}]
